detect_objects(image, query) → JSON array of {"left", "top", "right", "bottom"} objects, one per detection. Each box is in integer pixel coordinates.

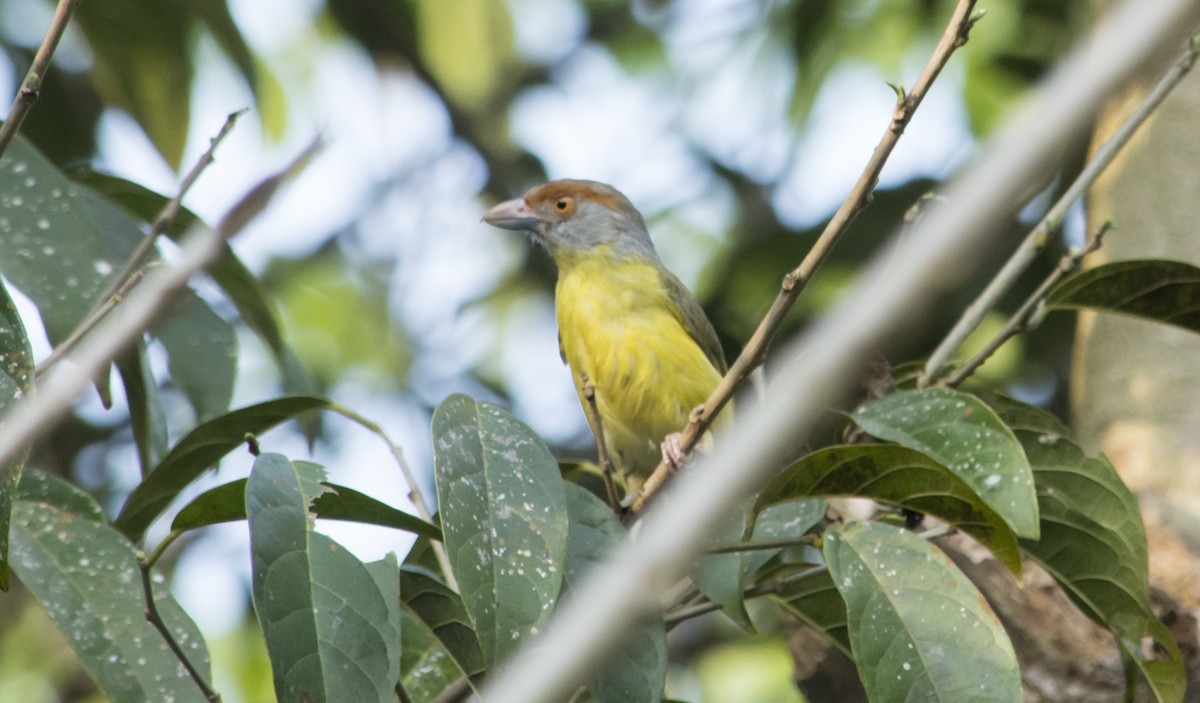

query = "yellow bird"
[{"left": 483, "top": 180, "right": 727, "bottom": 499}]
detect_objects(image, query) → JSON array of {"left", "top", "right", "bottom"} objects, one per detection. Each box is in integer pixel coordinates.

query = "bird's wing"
[{"left": 658, "top": 268, "right": 728, "bottom": 374}]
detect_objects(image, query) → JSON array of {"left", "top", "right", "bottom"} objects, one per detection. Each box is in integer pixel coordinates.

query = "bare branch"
[
  {"left": 0, "top": 0, "right": 83, "bottom": 159},
  {"left": 920, "top": 34, "right": 1200, "bottom": 385}
]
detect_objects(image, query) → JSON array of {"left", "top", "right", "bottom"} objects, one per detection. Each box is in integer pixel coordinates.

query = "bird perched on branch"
[{"left": 483, "top": 179, "right": 726, "bottom": 501}]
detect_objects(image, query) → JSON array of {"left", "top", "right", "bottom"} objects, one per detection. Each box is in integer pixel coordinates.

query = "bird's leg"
[
  {"left": 580, "top": 372, "right": 622, "bottom": 513},
  {"left": 661, "top": 405, "right": 706, "bottom": 472}
]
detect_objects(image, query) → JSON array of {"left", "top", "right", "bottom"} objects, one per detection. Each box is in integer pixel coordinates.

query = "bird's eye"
[{"left": 555, "top": 197, "right": 573, "bottom": 212}]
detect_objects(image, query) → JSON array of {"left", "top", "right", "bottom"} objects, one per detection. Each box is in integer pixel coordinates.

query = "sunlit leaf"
[
  {"left": 825, "top": 522, "right": 1021, "bottom": 703},
  {"left": 170, "top": 477, "right": 441, "bottom": 541},
  {"left": 116, "top": 395, "right": 335, "bottom": 540},
  {"left": 432, "top": 394, "right": 568, "bottom": 667},
  {"left": 852, "top": 388, "right": 1038, "bottom": 539},
  {"left": 10, "top": 497, "right": 212, "bottom": 702},
  {"left": 1046, "top": 259, "right": 1200, "bottom": 335},
  {"left": 563, "top": 484, "right": 666, "bottom": 703},
  {"left": 247, "top": 454, "right": 399, "bottom": 702},
  {"left": 414, "top": 0, "right": 516, "bottom": 112},
  {"left": 756, "top": 445, "right": 1022, "bottom": 575}
]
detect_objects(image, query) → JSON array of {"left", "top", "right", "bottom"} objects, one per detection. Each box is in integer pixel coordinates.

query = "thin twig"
[
  {"left": 0, "top": 0, "right": 83, "bottom": 160},
  {"left": 630, "top": 0, "right": 982, "bottom": 513},
  {"left": 0, "top": 140, "right": 320, "bottom": 471},
  {"left": 328, "top": 403, "right": 459, "bottom": 593},
  {"left": 920, "top": 34, "right": 1200, "bottom": 386},
  {"left": 579, "top": 372, "right": 621, "bottom": 513},
  {"left": 36, "top": 109, "right": 249, "bottom": 377},
  {"left": 704, "top": 533, "right": 820, "bottom": 555},
  {"left": 943, "top": 221, "right": 1112, "bottom": 388},
  {"left": 140, "top": 564, "right": 222, "bottom": 702}
]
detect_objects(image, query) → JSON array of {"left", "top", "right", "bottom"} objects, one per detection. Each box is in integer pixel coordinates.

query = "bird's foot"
[{"left": 661, "top": 432, "right": 688, "bottom": 472}]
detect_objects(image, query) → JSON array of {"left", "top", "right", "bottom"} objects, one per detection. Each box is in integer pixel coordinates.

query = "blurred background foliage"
[{"left": 0, "top": 0, "right": 1091, "bottom": 700}]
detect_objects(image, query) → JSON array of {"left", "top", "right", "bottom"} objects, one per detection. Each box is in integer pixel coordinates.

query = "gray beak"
[{"left": 482, "top": 197, "right": 541, "bottom": 231}]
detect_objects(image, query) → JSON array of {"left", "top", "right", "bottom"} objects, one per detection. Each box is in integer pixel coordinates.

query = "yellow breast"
[{"left": 553, "top": 247, "right": 723, "bottom": 485}]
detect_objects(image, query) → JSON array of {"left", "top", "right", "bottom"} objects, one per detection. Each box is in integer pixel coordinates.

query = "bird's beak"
[{"left": 482, "top": 197, "right": 541, "bottom": 231}]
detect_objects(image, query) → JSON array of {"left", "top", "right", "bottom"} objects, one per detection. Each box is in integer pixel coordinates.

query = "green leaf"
[
  {"left": 744, "top": 498, "right": 826, "bottom": 584},
  {"left": 1016, "top": 431, "right": 1183, "bottom": 701},
  {"left": 431, "top": 394, "right": 568, "bottom": 667},
  {"left": 10, "top": 499, "right": 211, "bottom": 702},
  {"left": 247, "top": 454, "right": 399, "bottom": 703},
  {"left": 984, "top": 393, "right": 1070, "bottom": 437},
  {"left": 0, "top": 276, "right": 34, "bottom": 590},
  {"left": 775, "top": 567, "right": 851, "bottom": 657},
  {"left": 400, "top": 566, "right": 485, "bottom": 689},
  {"left": 77, "top": 0, "right": 192, "bottom": 168},
  {"left": 825, "top": 522, "right": 1021, "bottom": 703},
  {"left": 563, "top": 484, "right": 666, "bottom": 703},
  {"left": 691, "top": 498, "right": 756, "bottom": 632},
  {"left": 170, "top": 477, "right": 441, "bottom": 541},
  {"left": 68, "top": 169, "right": 313, "bottom": 393},
  {"left": 1046, "top": 259, "right": 1200, "bottom": 334},
  {"left": 414, "top": 0, "right": 516, "bottom": 112},
  {"left": 153, "top": 292, "right": 237, "bottom": 421},
  {"left": 16, "top": 470, "right": 106, "bottom": 522},
  {"left": 0, "top": 138, "right": 143, "bottom": 345},
  {"left": 852, "top": 388, "right": 1039, "bottom": 539},
  {"left": 399, "top": 608, "right": 466, "bottom": 701},
  {"left": 116, "top": 395, "right": 335, "bottom": 540},
  {"left": 756, "top": 445, "right": 1022, "bottom": 575},
  {"left": 180, "top": 0, "right": 259, "bottom": 98},
  {"left": 117, "top": 341, "right": 170, "bottom": 474},
  {"left": 364, "top": 554, "right": 402, "bottom": 695}
]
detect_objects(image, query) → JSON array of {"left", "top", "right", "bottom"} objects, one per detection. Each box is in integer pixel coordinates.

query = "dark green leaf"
[
  {"left": 0, "top": 138, "right": 143, "bottom": 345},
  {"left": 10, "top": 500, "right": 211, "bottom": 702},
  {"left": 116, "top": 395, "right": 335, "bottom": 540},
  {"left": 984, "top": 393, "right": 1070, "bottom": 437},
  {"left": 431, "top": 394, "right": 568, "bottom": 667},
  {"left": 153, "top": 292, "right": 237, "bottom": 420},
  {"left": 247, "top": 454, "right": 399, "bottom": 703},
  {"left": 756, "top": 445, "right": 1022, "bottom": 575},
  {"left": 853, "top": 388, "right": 1038, "bottom": 539},
  {"left": 744, "top": 498, "right": 826, "bottom": 581},
  {"left": 16, "top": 470, "right": 105, "bottom": 522},
  {"left": 691, "top": 498, "right": 755, "bottom": 632},
  {"left": 1016, "top": 431, "right": 1183, "bottom": 701},
  {"left": 117, "top": 341, "right": 170, "bottom": 474},
  {"left": 0, "top": 276, "right": 34, "bottom": 589},
  {"left": 1046, "top": 259, "right": 1200, "bottom": 334},
  {"left": 170, "top": 477, "right": 441, "bottom": 541},
  {"left": 364, "top": 554, "right": 402, "bottom": 695},
  {"left": 400, "top": 566, "right": 485, "bottom": 688},
  {"left": 775, "top": 567, "right": 851, "bottom": 657},
  {"left": 563, "top": 484, "right": 666, "bottom": 703},
  {"left": 825, "top": 522, "right": 1021, "bottom": 703}
]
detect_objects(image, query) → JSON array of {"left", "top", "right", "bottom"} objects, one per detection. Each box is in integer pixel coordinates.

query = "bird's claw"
[{"left": 662, "top": 432, "right": 687, "bottom": 472}]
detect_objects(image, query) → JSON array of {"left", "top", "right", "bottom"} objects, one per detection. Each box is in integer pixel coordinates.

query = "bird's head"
[{"left": 482, "top": 180, "right": 658, "bottom": 261}]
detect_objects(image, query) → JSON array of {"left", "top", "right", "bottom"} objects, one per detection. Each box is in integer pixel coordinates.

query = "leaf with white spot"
[
  {"left": 247, "top": 454, "right": 400, "bottom": 702},
  {"left": 432, "top": 394, "right": 568, "bottom": 668},
  {"left": 825, "top": 521, "right": 1021, "bottom": 703},
  {"left": 852, "top": 388, "right": 1038, "bottom": 539},
  {"left": 10, "top": 485, "right": 211, "bottom": 702},
  {"left": 0, "top": 275, "right": 33, "bottom": 589}
]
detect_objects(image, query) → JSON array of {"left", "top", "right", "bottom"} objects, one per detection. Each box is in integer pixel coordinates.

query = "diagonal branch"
[
  {"left": 630, "top": 0, "right": 982, "bottom": 512},
  {"left": 920, "top": 33, "right": 1200, "bottom": 385}
]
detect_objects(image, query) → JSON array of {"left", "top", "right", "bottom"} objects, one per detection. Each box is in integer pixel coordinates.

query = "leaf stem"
[
  {"left": 631, "top": 0, "right": 981, "bottom": 513},
  {"left": 705, "top": 533, "right": 820, "bottom": 554},
  {"left": 139, "top": 563, "right": 222, "bottom": 702},
  {"left": 0, "top": 0, "right": 83, "bottom": 160},
  {"left": 920, "top": 35, "right": 1200, "bottom": 386}
]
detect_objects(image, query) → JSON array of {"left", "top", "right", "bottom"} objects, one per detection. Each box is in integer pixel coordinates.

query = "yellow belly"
[{"left": 554, "top": 253, "right": 722, "bottom": 489}]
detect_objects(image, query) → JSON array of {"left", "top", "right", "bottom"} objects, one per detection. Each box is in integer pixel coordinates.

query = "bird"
[{"left": 482, "top": 179, "right": 727, "bottom": 501}]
